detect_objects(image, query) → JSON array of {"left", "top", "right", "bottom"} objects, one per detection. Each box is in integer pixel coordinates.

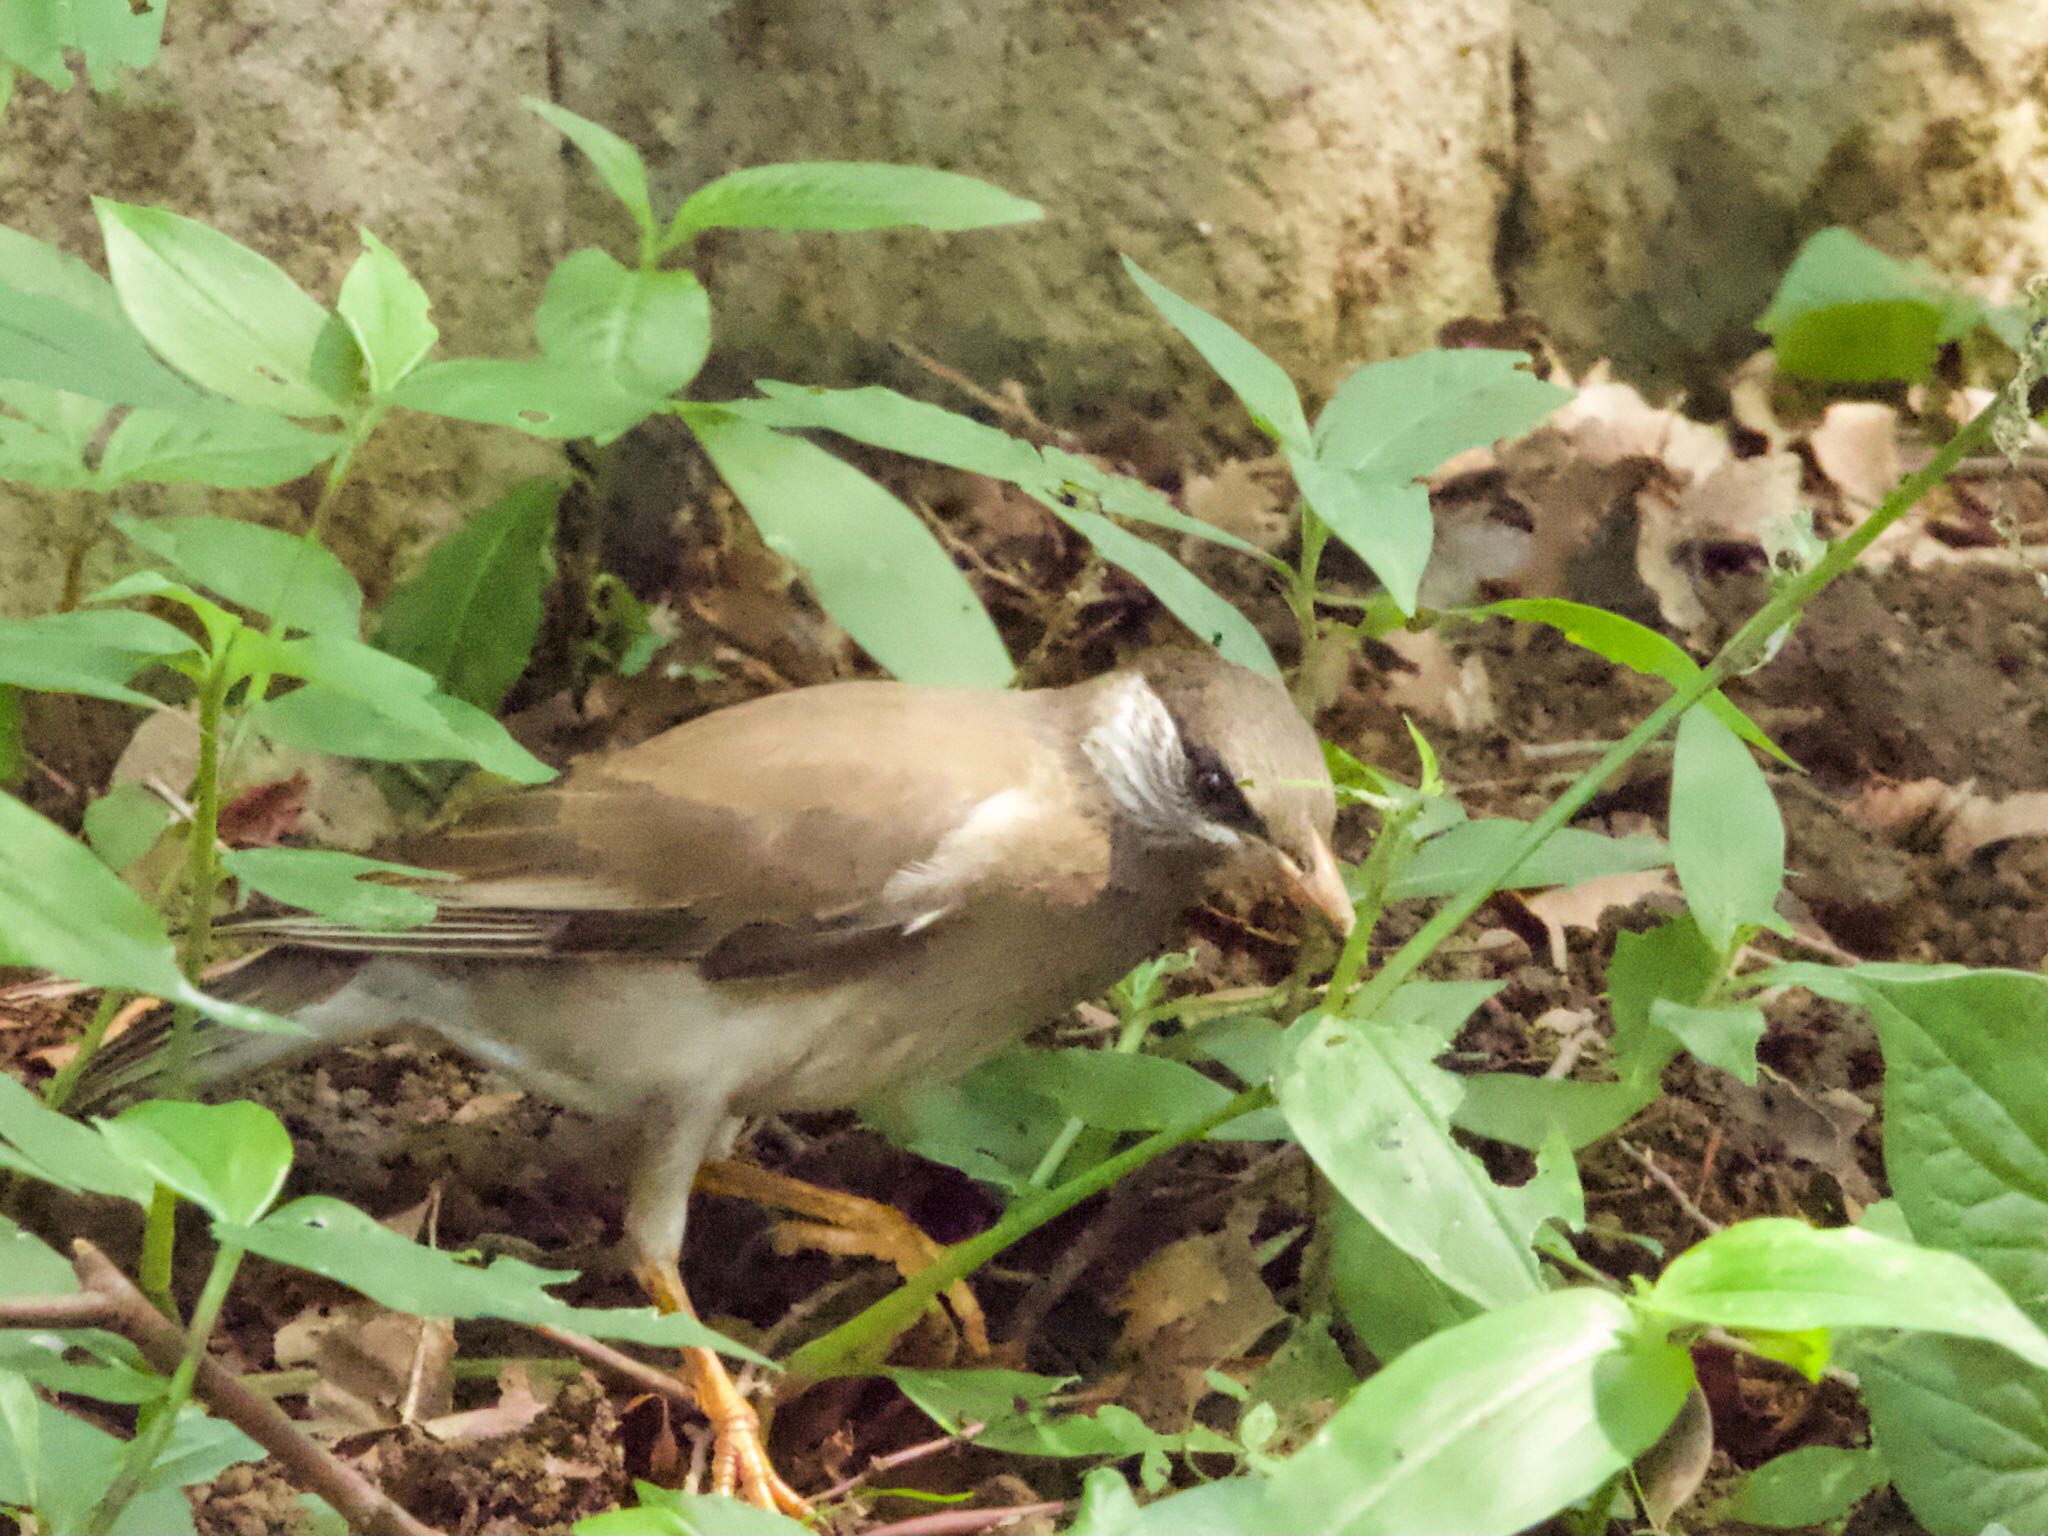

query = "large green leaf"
[
  {"left": 665, "top": 162, "right": 1040, "bottom": 244},
  {"left": 94, "top": 200, "right": 352, "bottom": 416},
  {"left": 1669, "top": 704, "right": 1784, "bottom": 955},
  {"left": 1860, "top": 1335, "right": 2048, "bottom": 1536},
  {"left": 1648, "top": 1219, "right": 2048, "bottom": 1370},
  {"left": 98, "top": 407, "right": 341, "bottom": 488},
  {"left": 225, "top": 1196, "right": 761, "bottom": 1356},
  {"left": 1260, "top": 1288, "right": 1692, "bottom": 1536},
  {"left": 115, "top": 513, "right": 364, "bottom": 636},
  {"left": 1450, "top": 1073, "right": 1657, "bottom": 1153},
  {"left": 685, "top": 409, "right": 1012, "bottom": 687},
  {"left": 1855, "top": 968, "right": 2048, "bottom": 1317},
  {"left": 1328, "top": 1196, "right": 1482, "bottom": 1363},
  {"left": 1278, "top": 1001, "right": 1543, "bottom": 1310},
  {"left": 0, "top": 790, "right": 289, "bottom": 1036},
  {"left": 0, "top": 608, "right": 198, "bottom": 705},
  {"left": 0, "top": 272, "right": 198, "bottom": 407},
  {"left": 0, "top": 1073, "right": 153, "bottom": 1204},
  {"left": 0, "top": 0, "right": 163, "bottom": 92},
  {"left": 1760, "top": 228, "right": 1984, "bottom": 384},
  {"left": 98, "top": 1100, "right": 294, "bottom": 1226},
  {"left": 1719, "top": 1444, "right": 1888, "bottom": 1529},
  {"left": 376, "top": 479, "right": 559, "bottom": 711},
  {"left": 996, "top": 1049, "right": 1238, "bottom": 1134},
  {"left": 1314, "top": 350, "right": 1571, "bottom": 484},
  {"left": 1123, "top": 256, "right": 1310, "bottom": 450},
  {"left": 533, "top": 250, "right": 709, "bottom": 398}
]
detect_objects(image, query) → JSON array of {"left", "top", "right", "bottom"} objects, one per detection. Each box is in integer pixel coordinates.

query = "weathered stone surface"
[
  {"left": 1511, "top": 0, "right": 2048, "bottom": 392},
  {"left": 553, "top": 0, "right": 1514, "bottom": 417},
  {"left": 0, "top": 0, "right": 562, "bottom": 617}
]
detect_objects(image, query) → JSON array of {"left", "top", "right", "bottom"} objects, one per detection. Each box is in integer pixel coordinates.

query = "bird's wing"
[{"left": 231, "top": 681, "right": 1114, "bottom": 979}]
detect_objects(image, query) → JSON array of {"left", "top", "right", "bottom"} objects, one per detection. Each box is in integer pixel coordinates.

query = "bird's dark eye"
[{"left": 1183, "top": 743, "right": 1267, "bottom": 837}]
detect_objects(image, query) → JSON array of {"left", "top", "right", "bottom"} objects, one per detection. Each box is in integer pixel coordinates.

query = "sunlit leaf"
[{"left": 666, "top": 162, "right": 1040, "bottom": 244}]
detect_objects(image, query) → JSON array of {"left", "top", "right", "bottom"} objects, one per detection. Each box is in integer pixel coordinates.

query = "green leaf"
[
  {"left": 139, "top": 1408, "right": 264, "bottom": 1495},
  {"left": 1720, "top": 1444, "right": 1887, "bottom": 1528},
  {"left": 1261, "top": 1288, "right": 1692, "bottom": 1536},
  {"left": 524, "top": 99, "right": 656, "bottom": 245},
  {"left": 392, "top": 358, "right": 652, "bottom": 440},
  {"left": 0, "top": 379, "right": 106, "bottom": 487},
  {"left": 98, "top": 406, "right": 342, "bottom": 488},
  {"left": 736, "top": 381, "right": 1047, "bottom": 485},
  {"left": 376, "top": 479, "right": 560, "bottom": 711},
  {"left": 1314, "top": 350, "right": 1571, "bottom": 483},
  {"left": 1278, "top": 1006, "right": 1543, "bottom": 1310},
  {"left": 0, "top": 1073, "right": 153, "bottom": 1204},
  {"left": 861, "top": 1056, "right": 1068, "bottom": 1196},
  {"left": 1760, "top": 228, "right": 1983, "bottom": 384},
  {"left": 0, "top": 608, "right": 198, "bottom": 705},
  {"left": 0, "top": 1214, "right": 81, "bottom": 1296},
  {"left": 1860, "top": 1334, "right": 2048, "bottom": 1536},
  {"left": 890, "top": 1368, "right": 1226, "bottom": 1458},
  {"left": 1473, "top": 598, "right": 1787, "bottom": 762},
  {"left": 577, "top": 1487, "right": 811, "bottom": 1534},
  {"left": 83, "top": 782, "right": 175, "bottom": 871},
  {"left": 336, "top": 230, "right": 438, "bottom": 394},
  {"left": 98, "top": 1100, "right": 293, "bottom": 1225},
  {"left": 998, "top": 1050, "right": 1238, "bottom": 1134},
  {"left": 684, "top": 410, "right": 1012, "bottom": 687},
  {"left": 0, "top": 0, "right": 162, "bottom": 94},
  {"left": 1649, "top": 998, "right": 1767, "bottom": 1084},
  {"left": 225, "top": 1196, "right": 762, "bottom": 1357},
  {"left": 0, "top": 272, "right": 200, "bottom": 408},
  {"left": 1451, "top": 1074, "right": 1657, "bottom": 1153},
  {"left": 1122, "top": 256, "right": 1310, "bottom": 450},
  {"left": 1670, "top": 704, "right": 1785, "bottom": 954},
  {"left": 223, "top": 848, "right": 447, "bottom": 931},
  {"left": 666, "top": 161, "right": 1040, "bottom": 244},
  {"left": 0, "top": 790, "right": 289, "bottom": 1036},
  {"left": 116, "top": 514, "right": 364, "bottom": 636},
  {"left": 1389, "top": 820, "right": 1670, "bottom": 903},
  {"left": 1049, "top": 500, "right": 1279, "bottom": 678},
  {"left": 1648, "top": 1219, "right": 2048, "bottom": 1370},
  {"left": 94, "top": 199, "right": 351, "bottom": 416},
  {"left": 1329, "top": 1197, "right": 1482, "bottom": 1362},
  {"left": 534, "top": 250, "right": 710, "bottom": 398},
  {"left": 250, "top": 683, "right": 554, "bottom": 783},
  {"left": 1290, "top": 453, "right": 1433, "bottom": 615},
  {"left": 1853, "top": 968, "right": 2048, "bottom": 1317},
  {"left": 1608, "top": 914, "right": 1721, "bottom": 1075},
  {"left": 0, "top": 1391, "right": 197, "bottom": 1536}
]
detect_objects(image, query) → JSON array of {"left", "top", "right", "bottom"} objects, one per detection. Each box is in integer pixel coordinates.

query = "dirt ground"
[{"left": 5, "top": 361, "right": 2045, "bottom": 1535}]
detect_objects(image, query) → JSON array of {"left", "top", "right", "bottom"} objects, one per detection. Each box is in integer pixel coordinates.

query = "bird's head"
[{"left": 1083, "top": 650, "right": 1352, "bottom": 936}]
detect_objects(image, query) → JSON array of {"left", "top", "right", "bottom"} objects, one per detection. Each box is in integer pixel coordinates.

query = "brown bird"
[{"left": 87, "top": 647, "right": 1349, "bottom": 1511}]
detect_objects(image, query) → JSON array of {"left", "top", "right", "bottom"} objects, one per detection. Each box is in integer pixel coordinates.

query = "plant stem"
[
  {"left": 81, "top": 1241, "right": 246, "bottom": 1536},
  {"left": 783, "top": 1086, "right": 1269, "bottom": 1381},
  {"left": 138, "top": 1185, "right": 178, "bottom": 1314},
  {"left": 42, "top": 989, "right": 125, "bottom": 1111},
  {"left": 788, "top": 388, "right": 2006, "bottom": 1381}
]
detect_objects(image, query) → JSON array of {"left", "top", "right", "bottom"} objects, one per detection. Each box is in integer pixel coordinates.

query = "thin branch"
[
  {"left": 0, "top": 1292, "right": 120, "bottom": 1328},
  {"left": 68, "top": 1242, "right": 444, "bottom": 1536},
  {"left": 1618, "top": 1142, "right": 1722, "bottom": 1236},
  {"left": 529, "top": 1324, "right": 699, "bottom": 1409},
  {"left": 866, "top": 1501, "right": 1068, "bottom": 1536},
  {"left": 814, "top": 1424, "right": 987, "bottom": 1504}
]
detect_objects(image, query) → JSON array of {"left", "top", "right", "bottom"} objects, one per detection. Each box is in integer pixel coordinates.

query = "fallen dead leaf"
[
  {"left": 1115, "top": 1221, "right": 1287, "bottom": 1429},
  {"left": 1523, "top": 870, "right": 1678, "bottom": 970},
  {"left": 1183, "top": 457, "right": 1290, "bottom": 552},
  {"left": 273, "top": 1300, "right": 456, "bottom": 1435},
  {"left": 1378, "top": 630, "right": 1496, "bottom": 732},
  {"left": 1809, "top": 403, "right": 1901, "bottom": 511},
  {"left": 422, "top": 1363, "right": 554, "bottom": 1444}
]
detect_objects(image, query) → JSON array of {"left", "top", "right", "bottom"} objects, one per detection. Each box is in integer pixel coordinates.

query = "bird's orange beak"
[{"left": 1277, "top": 831, "right": 1355, "bottom": 937}]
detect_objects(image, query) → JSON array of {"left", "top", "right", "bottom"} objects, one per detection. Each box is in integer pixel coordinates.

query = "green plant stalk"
[
  {"left": 42, "top": 988, "right": 125, "bottom": 1111},
  {"left": 793, "top": 389, "right": 2005, "bottom": 1381},
  {"left": 139, "top": 1184, "right": 177, "bottom": 1314},
  {"left": 80, "top": 1240, "right": 247, "bottom": 1536},
  {"left": 1287, "top": 506, "right": 1334, "bottom": 711},
  {"left": 1027, "top": 1004, "right": 1163, "bottom": 1189},
  {"left": 163, "top": 647, "right": 235, "bottom": 1091},
  {"left": 1323, "top": 789, "right": 1425, "bottom": 1002},
  {"left": 784, "top": 1085, "right": 1269, "bottom": 1381}
]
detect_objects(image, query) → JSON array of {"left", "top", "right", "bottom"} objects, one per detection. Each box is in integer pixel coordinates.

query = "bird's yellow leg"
[
  {"left": 694, "top": 1158, "right": 989, "bottom": 1356},
  {"left": 633, "top": 1256, "right": 811, "bottom": 1519}
]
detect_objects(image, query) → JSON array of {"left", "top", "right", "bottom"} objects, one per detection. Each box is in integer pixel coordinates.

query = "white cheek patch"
[{"left": 1080, "top": 674, "right": 1243, "bottom": 846}]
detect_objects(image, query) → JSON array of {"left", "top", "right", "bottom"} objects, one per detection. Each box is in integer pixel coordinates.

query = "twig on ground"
[
  {"left": 866, "top": 1501, "right": 1068, "bottom": 1536},
  {"left": 1618, "top": 1142, "right": 1722, "bottom": 1236},
  {"left": 814, "top": 1423, "right": 988, "bottom": 1504}
]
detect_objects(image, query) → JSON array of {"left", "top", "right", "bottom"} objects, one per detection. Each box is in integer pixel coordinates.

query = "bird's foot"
[
  {"left": 696, "top": 1158, "right": 989, "bottom": 1356},
  {"left": 704, "top": 1390, "right": 811, "bottom": 1518}
]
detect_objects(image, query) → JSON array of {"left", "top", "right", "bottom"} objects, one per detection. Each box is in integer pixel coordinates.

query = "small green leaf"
[
  {"left": 0, "top": 608, "right": 198, "bottom": 705},
  {"left": 1451, "top": 1073, "right": 1658, "bottom": 1153},
  {"left": 99, "top": 1100, "right": 293, "bottom": 1225},
  {"left": 1721, "top": 1444, "right": 1887, "bottom": 1528},
  {"left": 685, "top": 410, "right": 1012, "bottom": 688},
  {"left": 861, "top": 1056, "right": 1068, "bottom": 1196},
  {"left": 534, "top": 250, "right": 710, "bottom": 398},
  {"left": 1261, "top": 1288, "right": 1693, "bottom": 1536},
  {"left": 736, "top": 381, "right": 1047, "bottom": 485},
  {"left": 392, "top": 358, "right": 655, "bottom": 441},
  {"left": 1290, "top": 453, "right": 1433, "bottom": 615},
  {"left": 1314, "top": 350, "right": 1571, "bottom": 483},
  {"left": 1389, "top": 820, "right": 1670, "bottom": 903},
  {"left": 524, "top": 99, "right": 656, "bottom": 246},
  {"left": 666, "top": 161, "right": 1040, "bottom": 245},
  {"left": 115, "top": 514, "right": 364, "bottom": 636},
  {"left": 1473, "top": 598, "right": 1788, "bottom": 762},
  {"left": 1122, "top": 256, "right": 1310, "bottom": 450},
  {"left": 890, "top": 1367, "right": 1226, "bottom": 1459},
  {"left": 0, "top": 379, "right": 115, "bottom": 489},
  {"left": 1760, "top": 228, "right": 1983, "bottom": 384},
  {"left": 1650, "top": 998, "right": 1766, "bottom": 1084},
  {"left": 83, "top": 782, "right": 175, "bottom": 871},
  {"left": 1278, "top": 1002, "right": 1543, "bottom": 1310},
  {"left": 998, "top": 1050, "right": 1238, "bottom": 1134},
  {"left": 94, "top": 199, "right": 351, "bottom": 416},
  {"left": 226, "top": 1196, "right": 762, "bottom": 1357},
  {"left": 1649, "top": 1220, "right": 2048, "bottom": 1370},
  {"left": 223, "top": 848, "right": 448, "bottom": 931},
  {"left": 376, "top": 480, "right": 560, "bottom": 711},
  {"left": 1608, "top": 914, "right": 1722, "bottom": 1075},
  {"left": 98, "top": 406, "right": 341, "bottom": 488},
  {"left": 336, "top": 230, "right": 438, "bottom": 394},
  {"left": 1670, "top": 704, "right": 1785, "bottom": 955},
  {"left": 0, "top": 790, "right": 289, "bottom": 1036},
  {"left": 0, "top": 1074, "right": 153, "bottom": 1204}
]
